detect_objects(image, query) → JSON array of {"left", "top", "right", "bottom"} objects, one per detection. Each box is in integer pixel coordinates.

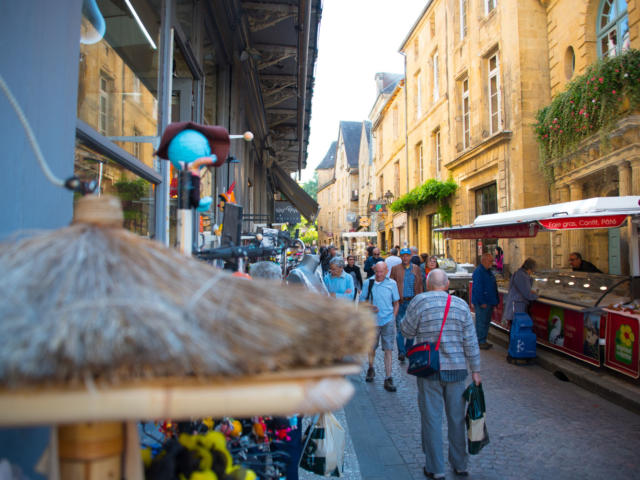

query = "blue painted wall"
[
  {"left": 0, "top": 0, "right": 83, "bottom": 239},
  {"left": 0, "top": 1, "right": 83, "bottom": 476}
]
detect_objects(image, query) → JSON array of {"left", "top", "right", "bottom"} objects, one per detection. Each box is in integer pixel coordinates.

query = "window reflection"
[
  {"left": 74, "top": 140, "right": 156, "bottom": 237},
  {"left": 597, "top": 0, "right": 629, "bottom": 58},
  {"left": 77, "top": 0, "right": 159, "bottom": 167}
]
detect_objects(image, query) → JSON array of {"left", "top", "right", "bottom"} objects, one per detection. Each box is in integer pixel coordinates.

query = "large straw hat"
[{"left": 0, "top": 195, "right": 375, "bottom": 389}]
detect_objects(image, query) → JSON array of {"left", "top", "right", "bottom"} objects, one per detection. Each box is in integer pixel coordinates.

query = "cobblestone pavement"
[{"left": 345, "top": 341, "right": 640, "bottom": 480}]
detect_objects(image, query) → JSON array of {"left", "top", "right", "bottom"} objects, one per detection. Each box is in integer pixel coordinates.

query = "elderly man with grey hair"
[
  {"left": 323, "top": 256, "right": 354, "bottom": 300},
  {"left": 401, "top": 268, "right": 482, "bottom": 479}
]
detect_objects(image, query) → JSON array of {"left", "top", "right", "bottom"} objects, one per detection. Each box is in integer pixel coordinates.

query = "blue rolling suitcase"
[{"left": 507, "top": 312, "right": 537, "bottom": 364}]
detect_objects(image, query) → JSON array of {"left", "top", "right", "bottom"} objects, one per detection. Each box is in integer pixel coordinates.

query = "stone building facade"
[
  {"left": 398, "top": 0, "right": 552, "bottom": 272},
  {"left": 316, "top": 121, "right": 371, "bottom": 250},
  {"left": 541, "top": 0, "right": 640, "bottom": 274},
  {"left": 370, "top": 76, "right": 409, "bottom": 252}
]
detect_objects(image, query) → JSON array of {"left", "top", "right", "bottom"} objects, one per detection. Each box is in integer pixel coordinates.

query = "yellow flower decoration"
[{"left": 619, "top": 324, "right": 635, "bottom": 348}]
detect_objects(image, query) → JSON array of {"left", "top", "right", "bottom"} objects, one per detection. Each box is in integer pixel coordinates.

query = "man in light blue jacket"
[{"left": 324, "top": 256, "right": 354, "bottom": 301}]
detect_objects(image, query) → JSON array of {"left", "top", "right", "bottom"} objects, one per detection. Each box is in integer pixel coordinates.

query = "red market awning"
[
  {"left": 436, "top": 196, "right": 640, "bottom": 240},
  {"left": 538, "top": 214, "right": 628, "bottom": 230},
  {"left": 440, "top": 222, "right": 539, "bottom": 240}
]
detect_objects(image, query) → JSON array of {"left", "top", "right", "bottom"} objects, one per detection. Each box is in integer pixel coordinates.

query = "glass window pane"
[
  {"left": 621, "top": 17, "right": 630, "bottom": 52},
  {"left": 601, "top": 0, "right": 614, "bottom": 28},
  {"left": 617, "top": 0, "right": 628, "bottom": 15},
  {"left": 78, "top": 0, "right": 160, "bottom": 156},
  {"left": 74, "top": 139, "right": 156, "bottom": 237}
]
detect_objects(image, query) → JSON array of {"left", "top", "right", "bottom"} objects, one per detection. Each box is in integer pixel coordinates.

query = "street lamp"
[{"left": 384, "top": 190, "right": 394, "bottom": 203}]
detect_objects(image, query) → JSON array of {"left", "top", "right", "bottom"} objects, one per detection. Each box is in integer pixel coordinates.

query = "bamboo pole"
[{"left": 0, "top": 366, "right": 359, "bottom": 426}]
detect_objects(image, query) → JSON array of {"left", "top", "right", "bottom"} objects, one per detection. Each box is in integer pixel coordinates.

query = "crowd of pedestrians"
[{"left": 319, "top": 243, "right": 500, "bottom": 478}]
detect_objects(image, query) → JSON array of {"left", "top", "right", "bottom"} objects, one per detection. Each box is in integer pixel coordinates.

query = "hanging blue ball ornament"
[
  {"left": 166, "top": 129, "right": 212, "bottom": 170},
  {"left": 197, "top": 197, "right": 213, "bottom": 212}
]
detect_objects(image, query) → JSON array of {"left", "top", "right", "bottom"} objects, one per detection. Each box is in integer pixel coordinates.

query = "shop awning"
[
  {"left": 436, "top": 196, "right": 640, "bottom": 239},
  {"left": 270, "top": 162, "right": 319, "bottom": 222}
]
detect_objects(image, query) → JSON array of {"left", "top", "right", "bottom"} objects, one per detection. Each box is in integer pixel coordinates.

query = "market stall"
[
  {"left": 437, "top": 196, "right": 640, "bottom": 378},
  {"left": 341, "top": 231, "right": 377, "bottom": 262}
]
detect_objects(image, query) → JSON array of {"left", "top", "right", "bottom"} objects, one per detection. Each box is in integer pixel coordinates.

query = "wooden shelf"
[{"left": 0, "top": 364, "right": 361, "bottom": 426}]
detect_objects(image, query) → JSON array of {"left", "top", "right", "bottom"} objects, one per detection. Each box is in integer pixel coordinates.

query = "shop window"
[
  {"left": 475, "top": 183, "right": 497, "bottom": 216},
  {"left": 430, "top": 213, "right": 446, "bottom": 256},
  {"left": 77, "top": 0, "right": 161, "bottom": 237},
  {"left": 75, "top": 139, "right": 155, "bottom": 237},
  {"left": 597, "top": 0, "right": 629, "bottom": 59}
]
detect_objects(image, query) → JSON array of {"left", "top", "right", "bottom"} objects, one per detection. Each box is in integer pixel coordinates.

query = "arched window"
[{"left": 597, "top": 0, "right": 629, "bottom": 58}]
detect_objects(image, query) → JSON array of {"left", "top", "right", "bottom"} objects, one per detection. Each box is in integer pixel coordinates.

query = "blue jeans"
[
  {"left": 474, "top": 304, "right": 494, "bottom": 344},
  {"left": 417, "top": 377, "right": 468, "bottom": 475},
  {"left": 396, "top": 301, "right": 414, "bottom": 356}
]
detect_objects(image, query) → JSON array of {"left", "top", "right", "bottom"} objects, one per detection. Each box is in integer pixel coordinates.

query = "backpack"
[{"left": 365, "top": 278, "right": 375, "bottom": 303}]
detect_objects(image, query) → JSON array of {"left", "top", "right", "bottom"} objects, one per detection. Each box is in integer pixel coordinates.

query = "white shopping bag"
[{"left": 300, "top": 412, "right": 346, "bottom": 476}]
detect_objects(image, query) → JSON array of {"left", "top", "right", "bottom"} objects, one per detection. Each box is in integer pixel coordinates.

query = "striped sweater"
[{"left": 401, "top": 290, "right": 481, "bottom": 373}]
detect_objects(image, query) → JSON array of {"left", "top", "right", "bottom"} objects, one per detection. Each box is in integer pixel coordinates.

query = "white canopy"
[
  {"left": 474, "top": 196, "right": 640, "bottom": 227},
  {"left": 341, "top": 232, "right": 378, "bottom": 238}
]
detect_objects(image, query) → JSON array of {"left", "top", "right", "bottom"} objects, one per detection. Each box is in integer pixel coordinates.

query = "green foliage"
[
  {"left": 534, "top": 49, "right": 640, "bottom": 181},
  {"left": 287, "top": 217, "right": 318, "bottom": 246},
  {"left": 114, "top": 178, "right": 147, "bottom": 201},
  {"left": 300, "top": 171, "right": 318, "bottom": 201},
  {"left": 389, "top": 178, "right": 458, "bottom": 214}
]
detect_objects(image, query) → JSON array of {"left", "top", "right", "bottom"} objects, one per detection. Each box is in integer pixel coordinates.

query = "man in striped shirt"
[{"left": 401, "top": 269, "right": 482, "bottom": 479}]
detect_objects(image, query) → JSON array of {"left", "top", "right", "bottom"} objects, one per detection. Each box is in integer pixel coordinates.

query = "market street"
[{"left": 333, "top": 342, "right": 640, "bottom": 480}]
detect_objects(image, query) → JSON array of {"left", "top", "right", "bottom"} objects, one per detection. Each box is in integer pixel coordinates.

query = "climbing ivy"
[
  {"left": 534, "top": 49, "right": 640, "bottom": 181},
  {"left": 389, "top": 178, "right": 458, "bottom": 221}
]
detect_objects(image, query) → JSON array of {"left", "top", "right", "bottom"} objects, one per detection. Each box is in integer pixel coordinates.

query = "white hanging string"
[{"left": 0, "top": 73, "right": 65, "bottom": 188}]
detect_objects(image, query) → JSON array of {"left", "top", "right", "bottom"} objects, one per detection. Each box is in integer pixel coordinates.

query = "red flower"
[
  {"left": 612, "top": 90, "right": 617, "bottom": 94},
  {"left": 598, "top": 77, "right": 603, "bottom": 83},
  {"left": 559, "top": 130, "right": 563, "bottom": 133}
]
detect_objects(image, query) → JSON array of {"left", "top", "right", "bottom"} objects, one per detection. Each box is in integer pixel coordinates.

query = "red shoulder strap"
[{"left": 435, "top": 295, "right": 451, "bottom": 351}]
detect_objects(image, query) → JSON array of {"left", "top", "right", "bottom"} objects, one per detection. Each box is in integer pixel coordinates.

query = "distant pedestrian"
[
  {"left": 502, "top": 258, "right": 538, "bottom": 326},
  {"left": 390, "top": 248, "right": 424, "bottom": 362},
  {"left": 323, "top": 256, "right": 354, "bottom": 301},
  {"left": 385, "top": 247, "right": 402, "bottom": 277},
  {"left": 344, "top": 254, "right": 363, "bottom": 300},
  {"left": 494, "top": 246, "right": 504, "bottom": 273},
  {"left": 471, "top": 252, "right": 499, "bottom": 350},
  {"left": 410, "top": 246, "right": 422, "bottom": 266},
  {"left": 361, "top": 261, "right": 400, "bottom": 392},
  {"left": 401, "top": 269, "right": 482, "bottom": 479},
  {"left": 364, "top": 247, "right": 383, "bottom": 278}
]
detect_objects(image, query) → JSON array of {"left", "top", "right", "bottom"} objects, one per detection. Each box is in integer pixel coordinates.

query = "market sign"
[
  {"left": 442, "top": 222, "right": 539, "bottom": 240},
  {"left": 359, "top": 216, "right": 371, "bottom": 227},
  {"left": 604, "top": 310, "right": 639, "bottom": 378},
  {"left": 538, "top": 214, "right": 627, "bottom": 230},
  {"left": 274, "top": 201, "right": 301, "bottom": 225},
  {"left": 368, "top": 201, "right": 387, "bottom": 213},
  {"left": 528, "top": 302, "right": 602, "bottom": 367}
]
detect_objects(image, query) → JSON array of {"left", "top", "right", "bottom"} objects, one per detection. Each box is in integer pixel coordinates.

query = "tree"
[{"left": 301, "top": 171, "right": 318, "bottom": 201}]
